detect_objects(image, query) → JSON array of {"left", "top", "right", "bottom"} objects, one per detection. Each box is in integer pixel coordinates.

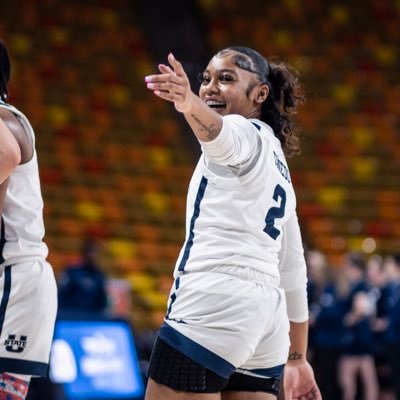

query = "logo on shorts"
[{"left": 4, "top": 334, "right": 27, "bottom": 353}]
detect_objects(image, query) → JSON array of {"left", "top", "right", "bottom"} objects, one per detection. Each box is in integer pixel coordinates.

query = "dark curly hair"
[
  {"left": 216, "top": 46, "right": 305, "bottom": 157},
  {"left": 0, "top": 40, "right": 11, "bottom": 102}
]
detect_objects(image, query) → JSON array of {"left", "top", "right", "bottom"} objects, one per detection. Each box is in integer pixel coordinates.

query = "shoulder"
[
  {"left": 0, "top": 104, "right": 33, "bottom": 162},
  {"left": 0, "top": 107, "right": 21, "bottom": 138},
  {"left": 0, "top": 105, "right": 21, "bottom": 131},
  {"left": 222, "top": 114, "right": 259, "bottom": 132},
  {"left": 249, "top": 118, "right": 276, "bottom": 138},
  {"left": 221, "top": 115, "right": 267, "bottom": 143}
]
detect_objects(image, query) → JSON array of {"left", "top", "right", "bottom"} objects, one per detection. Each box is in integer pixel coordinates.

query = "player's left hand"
[
  {"left": 145, "top": 53, "right": 195, "bottom": 114},
  {"left": 282, "top": 360, "right": 322, "bottom": 400}
]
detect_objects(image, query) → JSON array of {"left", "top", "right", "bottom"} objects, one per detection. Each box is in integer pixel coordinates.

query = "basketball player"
[
  {"left": 0, "top": 40, "right": 57, "bottom": 400},
  {"left": 144, "top": 46, "right": 321, "bottom": 400}
]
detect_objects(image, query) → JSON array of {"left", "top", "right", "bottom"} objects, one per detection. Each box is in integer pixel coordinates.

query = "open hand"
[
  {"left": 282, "top": 361, "right": 322, "bottom": 400},
  {"left": 145, "top": 53, "right": 194, "bottom": 113}
]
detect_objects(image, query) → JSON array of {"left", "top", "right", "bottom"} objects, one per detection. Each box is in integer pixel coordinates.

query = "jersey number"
[{"left": 264, "top": 184, "right": 286, "bottom": 240}]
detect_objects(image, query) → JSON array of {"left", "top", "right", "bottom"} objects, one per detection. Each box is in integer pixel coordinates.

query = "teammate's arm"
[
  {"left": 0, "top": 108, "right": 33, "bottom": 164},
  {"left": 0, "top": 118, "right": 20, "bottom": 184},
  {"left": 145, "top": 53, "right": 223, "bottom": 142}
]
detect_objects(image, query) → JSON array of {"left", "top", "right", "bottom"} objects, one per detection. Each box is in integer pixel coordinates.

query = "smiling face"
[{"left": 198, "top": 50, "right": 268, "bottom": 118}]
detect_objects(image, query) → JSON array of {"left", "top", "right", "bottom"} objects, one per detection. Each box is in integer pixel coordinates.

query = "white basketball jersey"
[
  {"left": 174, "top": 115, "right": 297, "bottom": 282},
  {"left": 0, "top": 101, "right": 48, "bottom": 266}
]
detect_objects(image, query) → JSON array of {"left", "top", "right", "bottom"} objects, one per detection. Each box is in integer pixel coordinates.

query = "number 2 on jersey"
[{"left": 264, "top": 184, "right": 286, "bottom": 240}]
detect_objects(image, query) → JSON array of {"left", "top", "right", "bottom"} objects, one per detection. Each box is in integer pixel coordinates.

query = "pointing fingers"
[
  {"left": 167, "top": 53, "right": 185, "bottom": 76},
  {"left": 144, "top": 52, "right": 192, "bottom": 113},
  {"left": 158, "top": 63, "right": 173, "bottom": 74}
]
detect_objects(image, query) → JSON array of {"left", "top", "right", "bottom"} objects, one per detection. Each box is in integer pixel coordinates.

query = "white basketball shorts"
[
  {"left": 0, "top": 260, "right": 57, "bottom": 376},
  {"left": 160, "top": 267, "right": 290, "bottom": 379}
]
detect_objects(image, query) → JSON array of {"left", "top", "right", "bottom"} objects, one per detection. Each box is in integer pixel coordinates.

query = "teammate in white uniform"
[
  {"left": 144, "top": 46, "right": 321, "bottom": 400},
  {"left": 0, "top": 40, "right": 57, "bottom": 400}
]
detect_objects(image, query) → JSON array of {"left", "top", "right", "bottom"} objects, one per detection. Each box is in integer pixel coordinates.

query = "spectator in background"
[
  {"left": 58, "top": 238, "right": 108, "bottom": 316},
  {"left": 306, "top": 250, "right": 331, "bottom": 345},
  {"left": 383, "top": 254, "right": 400, "bottom": 400},
  {"left": 367, "top": 255, "right": 395, "bottom": 400},
  {"left": 338, "top": 252, "right": 379, "bottom": 400},
  {"left": 306, "top": 249, "right": 331, "bottom": 311},
  {"left": 310, "top": 266, "right": 348, "bottom": 400}
]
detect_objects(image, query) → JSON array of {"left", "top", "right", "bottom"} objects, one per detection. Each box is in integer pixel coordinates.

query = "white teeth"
[{"left": 206, "top": 101, "right": 225, "bottom": 107}]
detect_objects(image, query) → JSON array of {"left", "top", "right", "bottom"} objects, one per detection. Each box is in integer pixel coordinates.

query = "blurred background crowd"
[{"left": 0, "top": 0, "right": 399, "bottom": 399}]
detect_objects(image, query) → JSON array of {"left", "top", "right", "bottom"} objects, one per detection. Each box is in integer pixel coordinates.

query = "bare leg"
[
  {"left": 220, "top": 367, "right": 281, "bottom": 400},
  {"left": 145, "top": 378, "right": 221, "bottom": 400},
  {"left": 379, "top": 392, "right": 396, "bottom": 400},
  {"left": 339, "top": 356, "right": 360, "bottom": 400},
  {"left": 359, "top": 356, "right": 379, "bottom": 400},
  {"left": 222, "top": 391, "right": 276, "bottom": 400}
]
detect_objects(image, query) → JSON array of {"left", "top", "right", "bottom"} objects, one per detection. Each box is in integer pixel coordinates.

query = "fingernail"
[
  {"left": 147, "top": 82, "right": 155, "bottom": 89},
  {"left": 145, "top": 76, "right": 152, "bottom": 82}
]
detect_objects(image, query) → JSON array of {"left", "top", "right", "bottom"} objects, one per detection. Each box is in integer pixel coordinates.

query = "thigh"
[
  {"left": 222, "top": 368, "right": 282, "bottom": 399},
  {"left": 0, "top": 261, "right": 57, "bottom": 376},
  {"left": 339, "top": 356, "right": 360, "bottom": 384},
  {"left": 145, "top": 378, "right": 221, "bottom": 400},
  {"left": 359, "top": 356, "right": 378, "bottom": 383},
  {"left": 222, "top": 391, "right": 276, "bottom": 400},
  {"left": 359, "top": 356, "right": 375, "bottom": 374}
]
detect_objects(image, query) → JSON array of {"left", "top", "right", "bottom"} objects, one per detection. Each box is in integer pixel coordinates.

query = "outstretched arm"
[{"left": 145, "top": 53, "right": 223, "bottom": 142}]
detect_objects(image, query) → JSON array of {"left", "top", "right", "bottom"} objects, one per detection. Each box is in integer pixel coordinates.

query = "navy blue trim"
[
  {"left": 251, "top": 122, "right": 261, "bottom": 131},
  {"left": 0, "top": 357, "right": 48, "bottom": 376},
  {"left": 165, "top": 277, "right": 180, "bottom": 318},
  {"left": 178, "top": 176, "right": 208, "bottom": 271},
  {"left": 159, "top": 322, "right": 235, "bottom": 379},
  {"left": 0, "top": 217, "right": 6, "bottom": 264},
  {"left": 0, "top": 265, "right": 12, "bottom": 335},
  {"left": 247, "top": 364, "right": 285, "bottom": 379}
]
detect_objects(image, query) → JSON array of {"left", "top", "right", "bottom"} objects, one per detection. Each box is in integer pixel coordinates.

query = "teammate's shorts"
[
  {"left": 0, "top": 260, "right": 57, "bottom": 376},
  {"left": 153, "top": 267, "right": 289, "bottom": 390}
]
